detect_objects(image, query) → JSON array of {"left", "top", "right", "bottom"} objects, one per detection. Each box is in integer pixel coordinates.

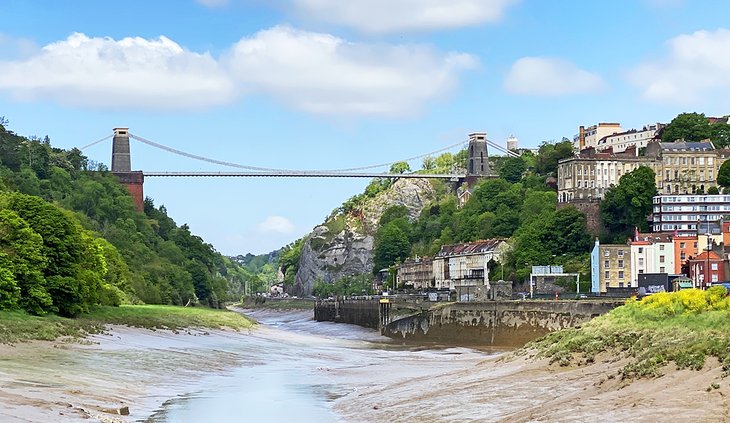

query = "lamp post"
[{"left": 706, "top": 232, "right": 712, "bottom": 290}]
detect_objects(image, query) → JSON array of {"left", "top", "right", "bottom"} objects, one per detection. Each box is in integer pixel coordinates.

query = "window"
[
  {"left": 680, "top": 242, "right": 685, "bottom": 248},
  {"left": 638, "top": 247, "right": 644, "bottom": 253},
  {"left": 618, "top": 249, "right": 624, "bottom": 256},
  {"left": 712, "top": 263, "right": 719, "bottom": 270},
  {"left": 659, "top": 244, "right": 665, "bottom": 251},
  {"left": 694, "top": 242, "right": 698, "bottom": 249},
  {"left": 660, "top": 256, "right": 665, "bottom": 263},
  {"left": 660, "top": 267, "right": 665, "bottom": 273},
  {"left": 618, "top": 260, "right": 624, "bottom": 268},
  {"left": 639, "top": 258, "right": 644, "bottom": 266},
  {"left": 604, "top": 260, "right": 609, "bottom": 268},
  {"left": 713, "top": 275, "right": 719, "bottom": 282},
  {"left": 618, "top": 271, "right": 624, "bottom": 279},
  {"left": 681, "top": 252, "right": 686, "bottom": 260},
  {"left": 639, "top": 269, "right": 644, "bottom": 274},
  {"left": 605, "top": 271, "right": 610, "bottom": 279},
  {"left": 619, "top": 282, "right": 624, "bottom": 288}
]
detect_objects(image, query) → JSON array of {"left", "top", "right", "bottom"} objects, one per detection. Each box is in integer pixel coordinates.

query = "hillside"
[{"left": 0, "top": 120, "right": 247, "bottom": 316}]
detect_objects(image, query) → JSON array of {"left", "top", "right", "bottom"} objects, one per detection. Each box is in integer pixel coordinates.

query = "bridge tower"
[
  {"left": 466, "top": 132, "right": 489, "bottom": 185},
  {"left": 111, "top": 127, "right": 145, "bottom": 212}
]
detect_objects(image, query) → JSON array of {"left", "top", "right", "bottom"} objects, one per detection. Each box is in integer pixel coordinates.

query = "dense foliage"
[
  {"left": 0, "top": 120, "right": 249, "bottom": 315},
  {"left": 661, "top": 112, "right": 730, "bottom": 147},
  {"left": 600, "top": 166, "right": 657, "bottom": 243}
]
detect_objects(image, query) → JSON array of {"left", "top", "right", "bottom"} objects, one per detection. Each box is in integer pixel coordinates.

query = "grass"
[
  {"left": 0, "top": 305, "right": 256, "bottom": 344},
  {"left": 525, "top": 287, "right": 730, "bottom": 379}
]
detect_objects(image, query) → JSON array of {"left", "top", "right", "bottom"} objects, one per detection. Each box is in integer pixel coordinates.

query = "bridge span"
[{"left": 144, "top": 171, "right": 465, "bottom": 179}]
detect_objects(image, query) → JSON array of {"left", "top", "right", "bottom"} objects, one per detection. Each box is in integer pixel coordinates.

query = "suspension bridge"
[{"left": 80, "top": 127, "right": 519, "bottom": 210}]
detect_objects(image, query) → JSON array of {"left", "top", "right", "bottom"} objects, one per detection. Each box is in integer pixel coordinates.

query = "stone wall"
[
  {"left": 382, "top": 300, "right": 623, "bottom": 347},
  {"left": 558, "top": 199, "right": 602, "bottom": 237},
  {"left": 314, "top": 299, "right": 380, "bottom": 330}
]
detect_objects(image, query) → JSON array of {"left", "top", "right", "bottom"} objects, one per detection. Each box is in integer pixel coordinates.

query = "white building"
[
  {"left": 652, "top": 194, "right": 730, "bottom": 235},
  {"left": 507, "top": 135, "right": 518, "bottom": 151},
  {"left": 630, "top": 234, "right": 674, "bottom": 287},
  {"left": 433, "top": 239, "right": 508, "bottom": 290},
  {"left": 594, "top": 123, "right": 663, "bottom": 154},
  {"left": 574, "top": 122, "right": 623, "bottom": 151}
]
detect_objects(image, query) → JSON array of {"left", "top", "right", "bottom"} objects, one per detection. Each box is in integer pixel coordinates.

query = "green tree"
[
  {"left": 662, "top": 112, "right": 712, "bottom": 142},
  {"left": 718, "top": 160, "right": 730, "bottom": 189},
  {"left": 389, "top": 161, "right": 411, "bottom": 174},
  {"left": 499, "top": 156, "right": 527, "bottom": 183},
  {"left": 601, "top": 166, "right": 657, "bottom": 242},
  {"left": 535, "top": 140, "right": 573, "bottom": 177},
  {"left": 373, "top": 223, "right": 411, "bottom": 272}
]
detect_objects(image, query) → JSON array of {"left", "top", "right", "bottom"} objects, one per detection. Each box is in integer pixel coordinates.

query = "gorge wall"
[{"left": 290, "top": 178, "right": 438, "bottom": 296}]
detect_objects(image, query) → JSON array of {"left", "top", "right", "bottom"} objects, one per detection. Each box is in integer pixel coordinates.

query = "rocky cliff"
[{"left": 290, "top": 178, "right": 439, "bottom": 296}]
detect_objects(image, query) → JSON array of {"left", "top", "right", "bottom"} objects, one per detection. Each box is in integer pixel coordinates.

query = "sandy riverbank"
[
  {"left": 333, "top": 351, "right": 730, "bottom": 422},
  {"left": 2, "top": 313, "right": 729, "bottom": 422},
  {"left": 0, "top": 326, "right": 256, "bottom": 422}
]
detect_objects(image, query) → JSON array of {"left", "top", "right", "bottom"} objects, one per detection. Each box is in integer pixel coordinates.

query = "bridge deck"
[{"left": 144, "top": 171, "right": 466, "bottom": 179}]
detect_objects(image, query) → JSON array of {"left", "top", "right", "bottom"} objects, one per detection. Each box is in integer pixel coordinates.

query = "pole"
[{"left": 576, "top": 273, "right": 580, "bottom": 294}]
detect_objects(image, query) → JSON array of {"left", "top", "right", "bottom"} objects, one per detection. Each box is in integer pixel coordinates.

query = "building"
[
  {"left": 630, "top": 234, "right": 675, "bottom": 287},
  {"left": 645, "top": 141, "right": 723, "bottom": 195},
  {"left": 396, "top": 257, "right": 434, "bottom": 290},
  {"left": 507, "top": 135, "right": 518, "bottom": 151},
  {"left": 557, "top": 148, "right": 653, "bottom": 202},
  {"left": 673, "top": 235, "right": 699, "bottom": 274},
  {"left": 467, "top": 132, "right": 490, "bottom": 184},
  {"left": 688, "top": 250, "right": 724, "bottom": 288},
  {"left": 594, "top": 123, "right": 663, "bottom": 154},
  {"left": 652, "top": 194, "right": 730, "bottom": 235},
  {"left": 558, "top": 141, "right": 729, "bottom": 204},
  {"left": 592, "top": 241, "right": 632, "bottom": 292},
  {"left": 574, "top": 122, "right": 623, "bottom": 151},
  {"left": 433, "top": 239, "right": 508, "bottom": 290}
]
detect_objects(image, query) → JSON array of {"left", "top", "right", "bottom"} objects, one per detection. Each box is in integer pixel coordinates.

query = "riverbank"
[{"left": 0, "top": 305, "right": 255, "bottom": 344}]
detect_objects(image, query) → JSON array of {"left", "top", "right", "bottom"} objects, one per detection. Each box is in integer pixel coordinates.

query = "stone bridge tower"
[
  {"left": 111, "top": 127, "right": 144, "bottom": 212},
  {"left": 466, "top": 132, "right": 489, "bottom": 185}
]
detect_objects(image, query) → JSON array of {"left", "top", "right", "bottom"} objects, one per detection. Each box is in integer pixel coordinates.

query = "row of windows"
[
  {"left": 656, "top": 196, "right": 730, "bottom": 203},
  {"left": 664, "top": 156, "right": 714, "bottom": 165}
]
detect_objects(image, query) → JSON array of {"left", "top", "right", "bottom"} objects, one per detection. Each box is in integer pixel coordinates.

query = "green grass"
[
  {"left": 524, "top": 287, "right": 730, "bottom": 379},
  {"left": 0, "top": 305, "right": 256, "bottom": 344}
]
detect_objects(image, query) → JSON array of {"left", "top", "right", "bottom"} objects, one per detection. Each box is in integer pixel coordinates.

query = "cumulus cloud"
[
  {"left": 628, "top": 28, "right": 730, "bottom": 105},
  {"left": 0, "top": 33, "right": 235, "bottom": 110},
  {"left": 504, "top": 57, "right": 606, "bottom": 96},
  {"left": 290, "top": 0, "right": 517, "bottom": 33},
  {"left": 226, "top": 26, "right": 477, "bottom": 116},
  {"left": 257, "top": 216, "right": 295, "bottom": 234},
  {"left": 0, "top": 28, "right": 476, "bottom": 116}
]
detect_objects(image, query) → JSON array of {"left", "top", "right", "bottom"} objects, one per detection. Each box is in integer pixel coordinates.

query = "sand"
[{"left": 1, "top": 316, "right": 729, "bottom": 422}]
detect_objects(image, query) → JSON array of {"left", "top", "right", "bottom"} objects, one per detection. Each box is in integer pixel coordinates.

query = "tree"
[
  {"left": 662, "top": 112, "right": 712, "bottom": 142},
  {"left": 389, "top": 161, "right": 410, "bottom": 174},
  {"left": 373, "top": 223, "right": 410, "bottom": 272},
  {"left": 535, "top": 140, "right": 573, "bottom": 177},
  {"left": 708, "top": 186, "right": 720, "bottom": 195},
  {"left": 600, "top": 166, "right": 657, "bottom": 242},
  {"left": 718, "top": 160, "right": 730, "bottom": 189},
  {"left": 499, "top": 156, "right": 527, "bottom": 183}
]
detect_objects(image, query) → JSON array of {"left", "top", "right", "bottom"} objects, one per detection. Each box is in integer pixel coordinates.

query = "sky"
[{"left": 1, "top": 0, "right": 730, "bottom": 256}]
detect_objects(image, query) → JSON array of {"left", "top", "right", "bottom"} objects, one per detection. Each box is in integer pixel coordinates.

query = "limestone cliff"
[{"left": 290, "top": 178, "right": 438, "bottom": 296}]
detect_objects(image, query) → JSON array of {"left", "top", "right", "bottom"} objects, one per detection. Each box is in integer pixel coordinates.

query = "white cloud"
[
  {"left": 628, "top": 28, "right": 730, "bottom": 105},
  {"left": 291, "top": 0, "right": 517, "bottom": 33},
  {"left": 0, "top": 33, "right": 235, "bottom": 110},
  {"left": 226, "top": 25, "right": 477, "bottom": 116},
  {"left": 0, "top": 28, "right": 476, "bottom": 116},
  {"left": 503, "top": 57, "right": 606, "bottom": 96},
  {"left": 257, "top": 216, "right": 295, "bottom": 234},
  {"left": 196, "top": 0, "right": 229, "bottom": 7}
]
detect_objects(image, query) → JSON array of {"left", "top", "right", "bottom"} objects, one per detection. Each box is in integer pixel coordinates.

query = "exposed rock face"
[{"left": 291, "top": 178, "right": 438, "bottom": 296}]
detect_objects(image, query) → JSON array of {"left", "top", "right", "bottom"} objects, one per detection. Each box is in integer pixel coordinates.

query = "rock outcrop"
[{"left": 290, "top": 178, "right": 438, "bottom": 296}]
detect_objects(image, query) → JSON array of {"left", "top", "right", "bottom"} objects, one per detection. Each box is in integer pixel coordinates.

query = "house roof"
[
  {"left": 692, "top": 250, "right": 722, "bottom": 261},
  {"left": 436, "top": 239, "right": 507, "bottom": 257},
  {"left": 659, "top": 141, "right": 714, "bottom": 152}
]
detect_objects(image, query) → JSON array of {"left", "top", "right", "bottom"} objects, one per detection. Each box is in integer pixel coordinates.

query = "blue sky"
[{"left": 1, "top": 0, "right": 730, "bottom": 255}]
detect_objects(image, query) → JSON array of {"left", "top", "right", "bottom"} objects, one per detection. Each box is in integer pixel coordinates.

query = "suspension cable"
[
  {"left": 129, "top": 133, "right": 468, "bottom": 173},
  {"left": 79, "top": 134, "right": 114, "bottom": 151}
]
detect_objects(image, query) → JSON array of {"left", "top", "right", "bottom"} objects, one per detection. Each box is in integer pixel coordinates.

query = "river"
[{"left": 146, "top": 309, "right": 499, "bottom": 422}]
